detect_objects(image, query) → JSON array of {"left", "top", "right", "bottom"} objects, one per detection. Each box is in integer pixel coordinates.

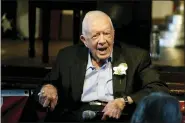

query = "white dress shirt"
[{"left": 81, "top": 52, "right": 114, "bottom": 102}]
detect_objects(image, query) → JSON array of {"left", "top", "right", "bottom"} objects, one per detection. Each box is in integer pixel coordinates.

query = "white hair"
[{"left": 82, "top": 10, "right": 114, "bottom": 36}]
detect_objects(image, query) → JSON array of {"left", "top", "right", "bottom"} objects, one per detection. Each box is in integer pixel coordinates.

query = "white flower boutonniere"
[{"left": 113, "top": 63, "right": 128, "bottom": 75}]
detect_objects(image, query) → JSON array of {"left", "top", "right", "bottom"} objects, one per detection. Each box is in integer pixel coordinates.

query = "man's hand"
[
  {"left": 101, "top": 98, "right": 126, "bottom": 120},
  {"left": 38, "top": 84, "right": 58, "bottom": 111}
]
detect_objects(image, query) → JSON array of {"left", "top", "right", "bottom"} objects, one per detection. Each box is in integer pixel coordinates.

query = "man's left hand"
[{"left": 101, "top": 98, "right": 125, "bottom": 120}]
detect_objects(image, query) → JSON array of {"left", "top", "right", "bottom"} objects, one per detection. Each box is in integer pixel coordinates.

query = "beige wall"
[
  {"left": 16, "top": 1, "right": 73, "bottom": 40},
  {"left": 16, "top": 0, "right": 41, "bottom": 38},
  {"left": 152, "top": 1, "right": 174, "bottom": 19}
]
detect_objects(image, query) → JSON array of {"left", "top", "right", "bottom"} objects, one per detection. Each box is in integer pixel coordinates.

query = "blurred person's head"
[
  {"left": 80, "top": 10, "right": 115, "bottom": 62},
  {"left": 131, "top": 92, "right": 182, "bottom": 123}
]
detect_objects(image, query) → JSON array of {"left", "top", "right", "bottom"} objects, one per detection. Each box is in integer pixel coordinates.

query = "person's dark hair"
[{"left": 131, "top": 92, "right": 182, "bottom": 123}]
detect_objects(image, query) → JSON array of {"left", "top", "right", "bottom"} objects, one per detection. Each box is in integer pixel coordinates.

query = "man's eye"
[
  {"left": 92, "top": 34, "right": 99, "bottom": 39},
  {"left": 93, "top": 35, "right": 97, "bottom": 38},
  {"left": 104, "top": 32, "right": 110, "bottom": 35}
]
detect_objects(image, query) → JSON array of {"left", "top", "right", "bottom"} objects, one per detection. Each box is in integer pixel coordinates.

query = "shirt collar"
[{"left": 86, "top": 50, "right": 113, "bottom": 70}]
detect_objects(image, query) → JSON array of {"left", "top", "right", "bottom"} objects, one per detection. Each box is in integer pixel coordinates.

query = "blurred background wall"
[
  {"left": 14, "top": 1, "right": 174, "bottom": 40},
  {"left": 152, "top": 1, "right": 173, "bottom": 20}
]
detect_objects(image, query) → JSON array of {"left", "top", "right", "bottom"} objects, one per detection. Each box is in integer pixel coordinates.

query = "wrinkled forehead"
[{"left": 87, "top": 18, "right": 112, "bottom": 33}]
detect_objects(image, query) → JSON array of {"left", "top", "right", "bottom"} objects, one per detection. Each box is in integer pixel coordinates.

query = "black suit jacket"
[{"left": 32, "top": 42, "right": 169, "bottom": 121}]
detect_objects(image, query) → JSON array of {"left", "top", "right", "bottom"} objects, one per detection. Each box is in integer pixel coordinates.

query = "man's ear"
[{"left": 80, "top": 35, "right": 87, "bottom": 47}]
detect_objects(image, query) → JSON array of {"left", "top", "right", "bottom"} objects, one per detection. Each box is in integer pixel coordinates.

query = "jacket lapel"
[
  {"left": 71, "top": 45, "right": 88, "bottom": 102},
  {"left": 112, "top": 42, "right": 128, "bottom": 98},
  {"left": 70, "top": 43, "right": 128, "bottom": 101}
]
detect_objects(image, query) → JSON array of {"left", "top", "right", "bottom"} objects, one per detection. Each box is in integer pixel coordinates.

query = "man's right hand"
[{"left": 38, "top": 84, "right": 58, "bottom": 111}]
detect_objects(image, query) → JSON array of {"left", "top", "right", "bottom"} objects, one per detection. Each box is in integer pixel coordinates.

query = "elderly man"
[{"left": 34, "top": 10, "right": 169, "bottom": 122}]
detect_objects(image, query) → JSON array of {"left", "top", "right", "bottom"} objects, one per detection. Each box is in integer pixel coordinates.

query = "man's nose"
[{"left": 98, "top": 33, "right": 106, "bottom": 45}]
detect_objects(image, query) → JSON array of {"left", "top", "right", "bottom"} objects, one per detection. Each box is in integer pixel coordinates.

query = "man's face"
[{"left": 82, "top": 18, "right": 114, "bottom": 61}]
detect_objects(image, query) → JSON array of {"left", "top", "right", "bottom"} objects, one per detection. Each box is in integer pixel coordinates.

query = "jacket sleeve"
[
  {"left": 32, "top": 49, "right": 64, "bottom": 104},
  {"left": 130, "top": 50, "right": 170, "bottom": 104}
]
